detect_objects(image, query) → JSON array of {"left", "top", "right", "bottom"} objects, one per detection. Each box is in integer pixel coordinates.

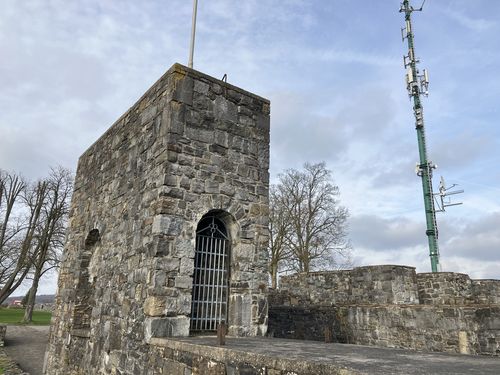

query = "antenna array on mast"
[{"left": 399, "top": 0, "right": 463, "bottom": 272}]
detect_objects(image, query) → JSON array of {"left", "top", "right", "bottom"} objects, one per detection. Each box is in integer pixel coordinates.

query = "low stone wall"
[
  {"left": 275, "top": 271, "right": 350, "bottom": 306},
  {"left": 279, "top": 265, "right": 419, "bottom": 306},
  {"left": 350, "top": 266, "right": 419, "bottom": 305},
  {"left": 341, "top": 305, "right": 500, "bottom": 355},
  {"left": 279, "top": 267, "right": 500, "bottom": 307},
  {"left": 144, "top": 337, "right": 356, "bottom": 375},
  {"left": 472, "top": 280, "right": 500, "bottom": 305},
  {"left": 417, "top": 273, "right": 473, "bottom": 305},
  {"left": 268, "top": 304, "right": 500, "bottom": 356},
  {"left": 417, "top": 273, "right": 500, "bottom": 305},
  {"left": 271, "top": 266, "right": 500, "bottom": 356}
]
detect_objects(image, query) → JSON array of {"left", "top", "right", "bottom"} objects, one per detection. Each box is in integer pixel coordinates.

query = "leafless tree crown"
[
  {"left": 0, "top": 167, "right": 73, "bottom": 312},
  {"left": 269, "top": 162, "right": 352, "bottom": 287}
]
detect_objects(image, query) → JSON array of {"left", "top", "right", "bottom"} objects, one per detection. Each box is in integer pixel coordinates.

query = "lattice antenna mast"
[{"left": 400, "top": 0, "right": 441, "bottom": 272}]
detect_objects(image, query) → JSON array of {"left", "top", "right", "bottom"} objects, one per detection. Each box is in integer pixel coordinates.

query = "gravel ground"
[{"left": 3, "top": 325, "right": 50, "bottom": 375}]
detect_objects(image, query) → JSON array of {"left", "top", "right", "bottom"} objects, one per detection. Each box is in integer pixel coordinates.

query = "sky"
[{"left": 1, "top": 0, "right": 499, "bottom": 295}]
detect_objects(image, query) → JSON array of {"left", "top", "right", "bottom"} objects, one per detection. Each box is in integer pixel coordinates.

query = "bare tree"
[
  {"left": 23, "top": 167, "right": 73, "bottom": 322},
  {"left": 268, "top": 185, "right": 291, "bottom": 288},
  {"left": 270, "top": 162, "right": 351, "bottom": 278},
  {"left": 0, "top": 171, "right": 26, "bottom": 281},
  {"left": 0, "top": 167, "right": 73, "bottom": 308},
  {"left": 0, "top": 170, "right": 49, "bottom": 304}
]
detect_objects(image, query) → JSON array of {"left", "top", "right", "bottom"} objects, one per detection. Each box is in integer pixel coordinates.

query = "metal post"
[
  {"left": 400, "top": 0, "right": 440, "bottom": 272},
  {"left": 188, "top": 0, "right": 198, "bottom": 69}
]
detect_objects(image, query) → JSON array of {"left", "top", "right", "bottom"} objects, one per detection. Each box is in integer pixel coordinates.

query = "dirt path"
[{"left": 3, "top": 325, "right": 50, "bottom": 375}]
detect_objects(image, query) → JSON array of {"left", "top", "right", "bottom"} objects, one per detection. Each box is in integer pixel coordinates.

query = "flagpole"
[{"left": 188, "top": 0, "right": 198, "bottom": 68}]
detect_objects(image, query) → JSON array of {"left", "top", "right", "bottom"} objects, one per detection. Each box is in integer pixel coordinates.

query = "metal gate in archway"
[{"left": 190, "top": 216, "right": 230, "bottom": 332}]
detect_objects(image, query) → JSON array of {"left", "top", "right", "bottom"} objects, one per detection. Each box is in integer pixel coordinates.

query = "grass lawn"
[{"left": 0, "top": 308, "right": 51, "bottom": 325}]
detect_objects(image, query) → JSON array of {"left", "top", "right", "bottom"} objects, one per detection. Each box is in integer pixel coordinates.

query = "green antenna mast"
[{"left": 400, "top": 0, "right": 440, "bottom": 272}]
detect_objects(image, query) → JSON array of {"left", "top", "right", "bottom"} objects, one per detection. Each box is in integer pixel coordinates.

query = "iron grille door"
[{"left": 190, "top": 217, "right": 229, "bottom": 332}]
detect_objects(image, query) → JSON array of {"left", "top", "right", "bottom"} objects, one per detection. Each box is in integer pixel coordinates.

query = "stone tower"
[{"left": 44, "top": 63, "right": 270, "bottom": 374}]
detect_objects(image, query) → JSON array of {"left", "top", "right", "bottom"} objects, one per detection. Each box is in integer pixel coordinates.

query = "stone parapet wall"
[
  {"left": 268, "top": 304, "right": 500, "bottom": 356},
  {"left": 278, "top": 265, "right": 419, "bottom": 306},
  {"left": 272, "top": 266, "right": 500, "bottom": 356},
  {"left": 145, "top": 338, "right": 351, "bottom": 375},
  {"left": 417, "top": 273, "right": 500, "bottom": 305},
  {"left": 417, "top": 272, "right": 473, "bottom": 305},
  {"left": 274, "top": 271, "right": 349, "bottom": 306},
  {"left": 473, "top": 280, "right": 500, "bottom": 304},
  {"left": 350, "top": 266, "right": 419, "bottom": 304},
  {"left": 278, "top": 266, "right": 500, "bottom": 307},
  {"left": 341, "top": 305, "right": 500, "bottom": 356}
]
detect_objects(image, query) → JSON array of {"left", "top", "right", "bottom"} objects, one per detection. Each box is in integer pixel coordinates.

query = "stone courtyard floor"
[
  {"left": 163, "top": 336, "right": 500, "bottom": 375},
  {"left": 3, "top": 326, "right": 500, "bottom": 374}
]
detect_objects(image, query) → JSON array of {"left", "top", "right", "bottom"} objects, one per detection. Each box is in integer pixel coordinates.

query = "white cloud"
[
  {"left": 350, "top": 214, "right": 425, "bottom": 251},
  {"left": 447, "top": 10, "right": 497, "bottom": 32}
]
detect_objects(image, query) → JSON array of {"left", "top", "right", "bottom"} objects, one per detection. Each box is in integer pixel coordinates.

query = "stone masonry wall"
[
  {"left": 473, "top": 280, "right": 500, "bottom": 305},
  {"left": 145, "top": 338, "right": 347, "bottom": 375},
  {"left": 340, "top": 305, "right": 500, "bottom": 355},
  {"left": 268, "top": 304, "right": 500, "bottom": 355},
  {"left": 417, "top": 273, "right": 472, "bottom": 305},
  {"left": 270, "top": 266, "right": 500, "bottom": 356},
  {"left": 45, "top": 63, "right": 270, "bottom": 375},
  {"left": 279, "top": 265, "right": 419, "bottom": 306},
  {"left": 417, "top": 273, "right": 500, "bottom": 305}
]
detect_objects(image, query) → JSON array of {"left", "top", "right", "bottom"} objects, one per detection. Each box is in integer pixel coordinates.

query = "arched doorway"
[{"left": 190, "top": 214, "right": 230, "bottom": 333}]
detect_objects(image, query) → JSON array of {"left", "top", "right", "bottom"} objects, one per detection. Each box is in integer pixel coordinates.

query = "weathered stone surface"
[
  {"left": 144, "top": 296, "right": 166, "bottom": 317},
  {"left": 0, "top": 325, "right": 5, "bottom": 347},
  {"left": 147, "top": 336, "right": 500, "bottom": 375},
  {"left": 269, "top": 266, "right": 500, "bottom": 356},
  {"left": 277, "top": 265, "right": 419, "bottom": 306},
  {"left": 45, "top": 63, "right": 270, "bottom": 375},
  {"left": 145, "top": 316, "right": 191, "bottom": 341}
]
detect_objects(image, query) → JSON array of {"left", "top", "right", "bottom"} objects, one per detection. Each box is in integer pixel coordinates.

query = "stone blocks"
[
  {"left": 145, "top": 316, "right": 190, "bottom": 341},
  {"left": 278, "top": 265, "right": 419, "bottom": 306},
  {"left": 270, "top": 266, "right": 500, "bottom": 356},
  {"left": 0, "top": 325, "right": 5, "bottom": 347},
  {"left": 45, "top": 63, "right": 270, "bottom": 374}
]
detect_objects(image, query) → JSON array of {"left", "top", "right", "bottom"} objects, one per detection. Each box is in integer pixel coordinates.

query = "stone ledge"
[
  {"left": 148, "top": 336, "right": 500, "bottom": 375},
  {"left": 149, "top": 336, "right": 355, "bottom": 374}
]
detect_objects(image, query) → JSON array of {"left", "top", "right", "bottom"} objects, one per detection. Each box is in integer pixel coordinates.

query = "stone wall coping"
[
  {"left": 281, "top": 268, "right": 500, "bottom": 282},
  {"left": 281, "top": 264, "right": 417, "bottom": 278},
  {"left": 150, "top": 336, "right": 359, "bottom": 373},
  {"left": 269, "top": 303, "right": 500, "bottom": 310},
  {"left": 150, "top": 335, "right": 500, "bottom": 374},
  {"left": 80, "top": 62, "right": 270, "bottom": 161},
  {"left": 417, "top": 272, "right": 470, "bottom": 277},
  {"left": 354, "top": 265, "right": 416, "bottom": 270},
  {"left": 171, "top": 63, "right": 270, "bottom": 104}
]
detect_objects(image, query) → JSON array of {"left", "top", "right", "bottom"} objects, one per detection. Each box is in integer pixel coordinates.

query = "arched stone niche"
[{"left": 72, "top": 228, "right": 101, "bottom": 336}]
